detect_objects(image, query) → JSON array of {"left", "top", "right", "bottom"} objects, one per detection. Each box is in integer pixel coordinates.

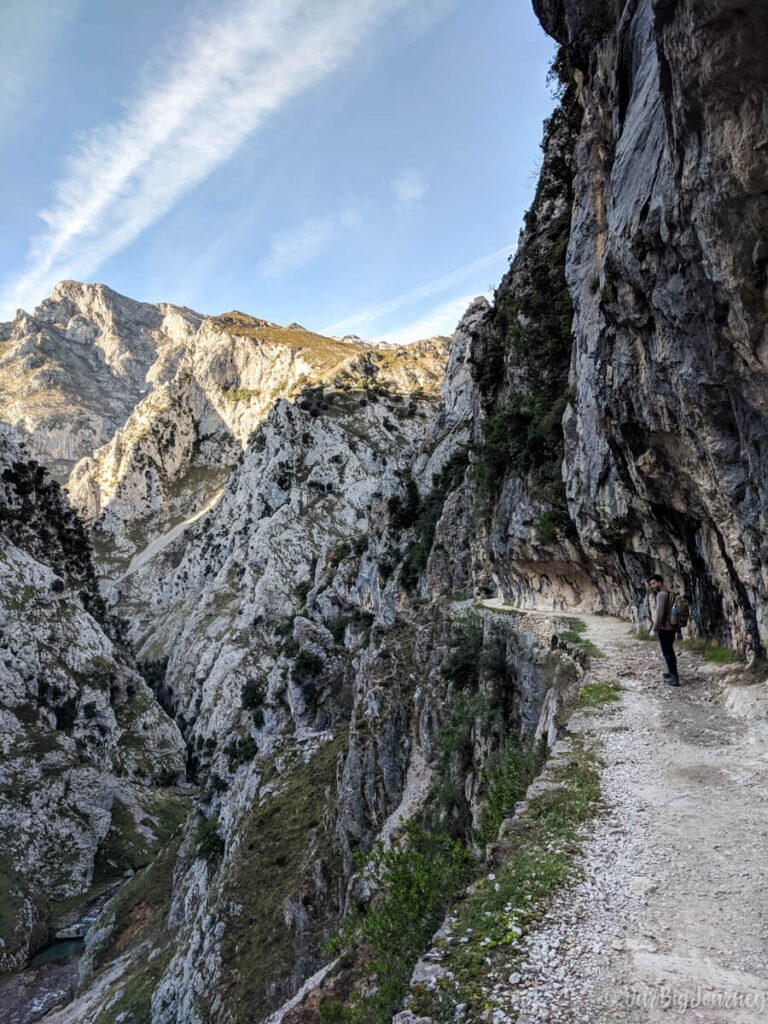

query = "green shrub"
[
  {"left": 333, "top": 820, "right": 475, "bottom": 1021},
  {"left": 274, "top": 615, "right": 294, "bottom": 637},
  {"left": 241, "top": 680, "right": 266, "bottom": 727},
  {"left": 157, "top": 766, "right": 179, "bottom": 787},
  {"left": 534, "top": 507, "right": 571, "bottom": 545},
  {"left": 282, "top": 635, "right": 299, "bottom": 658},
  {"left": 325, "top": 614, "right": 349, "bottom": 645},
  {"left": 378, "top": 558, "right": 396, "bottom": 581},
  {"left": 323, "top": 609, "right": 374, "bottom": 647},
  {"left": 476, "top": 736, "right": 545, "bottom": 847},
  {"left": 195, "top": 814, "right": 224, "bottom": 862},
  {"left": 292, "top": 649, "right": 324, "bottom": 683},
  {"left": 138, "top": 658, "right": 169, "bottom": 690},
  {"left": 438, "top": 692, "right": 482, "bottom": 760},
  {"left": 207, "top": 772, "right": 229, "bottom": 795},
  {"left": 440, "top": 613, "right": 483, "bottom": 691},
  {"left": 400, "top": 449, "right": 469, "bottom": 591},
  {"left": 318, "top": 1000, "right": 357, "bottom": 1024},
  {"left": 55, "top": 697, "right": 78, "bottom": 731},
  {"left": 329, "top": 541, "right": 351, "bottom": 568},
  {"left": 479, "top": 638, "right": 508, "bottom": 682},
  {"left": 222, "top": 385, "right": 258, "bottom": 402},
  {"left": 388, "top": 480, "right": 420, "bottom": 529},
  {"left": 225, "top": 736, "right": 259, "bottom": 771},
  {"left": 241, "top": 679, "right": 265, "bottom": 711}
]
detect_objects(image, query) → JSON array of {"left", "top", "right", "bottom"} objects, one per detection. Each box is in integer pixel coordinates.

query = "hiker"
[{"left": 648, "top": 574, "right": 686, "bottom": 686}]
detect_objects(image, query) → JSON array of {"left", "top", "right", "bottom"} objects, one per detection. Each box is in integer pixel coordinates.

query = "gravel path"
[{"left": 513, "top": 615, "right": 768, "bottom": 1023}]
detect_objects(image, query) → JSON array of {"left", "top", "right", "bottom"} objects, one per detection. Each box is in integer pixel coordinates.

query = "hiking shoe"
[{"left": 666, "top": 674, "right": 680, "bottom": 686}]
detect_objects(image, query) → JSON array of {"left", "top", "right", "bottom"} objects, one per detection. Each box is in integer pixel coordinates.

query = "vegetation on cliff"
[{"left": 471, "top": 50, "right": 582, "bottom": 538}]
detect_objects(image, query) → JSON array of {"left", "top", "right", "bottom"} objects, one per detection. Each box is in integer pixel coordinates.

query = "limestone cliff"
[
  {"left": 0, "top": 426, "right": 187, "bottom": 973},
  {"left": 533, "top": 0, "right": 768, "bottom": 649},
  {"left": 458, "top": 0, "right": 768, "bottom": 655}
]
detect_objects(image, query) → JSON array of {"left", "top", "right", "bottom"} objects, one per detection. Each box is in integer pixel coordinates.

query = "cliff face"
[
  {"left": 465, "top": 0, "right": 767, "bottom": 652},
  {"left": 0, "top": 426, "right": 186, "bottom": 972},
  {"left": 533, "top": 0, "right": 768, "bottom": 649},
  {"left": 465, "top": 48, "right": 589, "bottom": 613},
  {"left": 0, "top": 299, "right": 575, "bottom": 1023},
  {"left": 112, "top": 356, "right": 482, "bottom": 1022}
]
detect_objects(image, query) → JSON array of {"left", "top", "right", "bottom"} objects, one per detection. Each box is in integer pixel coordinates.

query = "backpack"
[{"left": 668, "top": 592, "right": 690, "bottom": 628}]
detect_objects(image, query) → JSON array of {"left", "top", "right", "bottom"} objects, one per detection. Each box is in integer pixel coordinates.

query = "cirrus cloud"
[
  {"left": 322, "top": 243, "right": 513, "bottom": 336},
  {"left": 0, "top": 0, "right": 419, "bottom": 318}
]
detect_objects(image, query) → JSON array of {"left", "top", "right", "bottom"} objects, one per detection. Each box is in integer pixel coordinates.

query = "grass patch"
[
  {"left": 92, "top": 831, "right": 185, "bottom": 971},
  {"left": 327, "top": 821, "right": 476, "bottom": 1022},
  {"left": 579, "top": 680, "right": 622, "bottom": 707},
  {"left": 559, "top": 620, "right": 604, "bottom": 661},
  {"left": 408, "top": 744, "right": 602, "bottom": 1021},
  {"left": 217, "top": 730, "right": 348, "bottom": 1022},
  {"left": 631, "top": 628, "right": 656, "bottom": 641},
  {"left": 678, "top": 638, "right": 742, "bottom": 663},
  {"left": 92, "top": 791, "right": 190, "bottom": 886},
  {"left": 475, "top": 737, "right": 546, "bottom": 848},
  {"left": 560, "top": 618, "right": 586, "bottom": 634},
  {"left": 211, "top": 312, "right": 365, "bottom": 362}
]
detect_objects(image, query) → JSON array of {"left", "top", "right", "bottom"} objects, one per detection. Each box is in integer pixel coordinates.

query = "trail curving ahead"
[{"left": 483, "top": 607, "right": 768, "bottom": 1024}]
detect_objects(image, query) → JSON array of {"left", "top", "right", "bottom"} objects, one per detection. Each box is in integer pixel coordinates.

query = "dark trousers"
[{"left": 658, "top": 629, "right": 678, "bottom": 677}]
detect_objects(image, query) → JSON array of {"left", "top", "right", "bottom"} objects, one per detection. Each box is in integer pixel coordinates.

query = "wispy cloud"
[
  {"left": 260, "top": 204, "right": 363, "bottom": 277},
  {"left": 261, "top": 215, "right": 339, "bottom": 278},
  {"left": 392, "top": 168, "right": 427, "bottom": 210},
  {"left": 381, "top": 293, "right": 479, "bottom": 345},
  {"left": 0, "top": 0, "right": 411, "bottom": 318},
  {"left": 323, "top": 243, "right": 512, "bottom": 336}
]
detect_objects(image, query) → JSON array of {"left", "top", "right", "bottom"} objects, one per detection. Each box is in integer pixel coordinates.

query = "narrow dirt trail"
[
  {"left": 120, "top": 487, "right": 223, "bottom": 579},
  {"left": 506, "top": 613, "right": 768, "bottom": 1023}
]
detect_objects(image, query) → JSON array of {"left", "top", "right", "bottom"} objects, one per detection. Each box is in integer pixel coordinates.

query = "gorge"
[{"left": 0, "top": 1, "right": 766, "bottom": 1022}]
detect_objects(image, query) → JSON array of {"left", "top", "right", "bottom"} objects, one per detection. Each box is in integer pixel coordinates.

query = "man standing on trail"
[{"left": 648, "top": 574, "right": 682, "bottom": 686}]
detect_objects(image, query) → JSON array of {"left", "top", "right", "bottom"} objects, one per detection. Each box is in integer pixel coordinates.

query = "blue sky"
[{"left": 0, "top": 0, "right": 557, "bottom": 342}]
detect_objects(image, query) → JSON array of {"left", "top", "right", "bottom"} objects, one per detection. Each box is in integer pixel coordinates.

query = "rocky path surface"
[{"left": 508, "top": 613, "right": 768, "bottom": 1023}]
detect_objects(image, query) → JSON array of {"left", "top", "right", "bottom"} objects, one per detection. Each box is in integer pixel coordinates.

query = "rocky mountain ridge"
[{"left": 0, "top": 282, "right": 448, "bottom": 570}]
